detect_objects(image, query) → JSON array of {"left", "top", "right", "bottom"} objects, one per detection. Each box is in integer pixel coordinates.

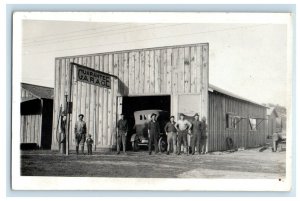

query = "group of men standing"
[
  {"left": 72, "top": 112, "right": 207, "bottom": 156},
  {"left": 164, "top": 113, "right": 208, "bottom": 155}
]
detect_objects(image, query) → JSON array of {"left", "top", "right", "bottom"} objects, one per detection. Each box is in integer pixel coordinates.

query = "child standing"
[{"left": 86, "top": 134, "right": 94, "bottom": 155}]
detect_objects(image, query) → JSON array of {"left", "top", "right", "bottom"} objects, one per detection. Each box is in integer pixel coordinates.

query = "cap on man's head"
[
  {"left": 170, "top": 115, "right": 175, "bottom": 119},
  {"left": 78, "top": 114, "right": 84, "bottom": 118},
  {"left": 179, "top": 113, "right": 184, "bottom": 116},
  {"left": 151, "top": 113, "right": 157, "bottom": 118},
  {"left": 194, "top": 113, "right": 199, "bottom": 117}
]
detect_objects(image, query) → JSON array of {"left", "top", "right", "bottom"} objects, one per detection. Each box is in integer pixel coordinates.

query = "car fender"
[{"left": 130, "top": 134, "right": 138, "bottom": 142}]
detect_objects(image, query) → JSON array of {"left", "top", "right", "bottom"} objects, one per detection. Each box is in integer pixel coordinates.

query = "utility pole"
[
  {"left": 66, "top": 63, "right": 74, "bottom": 156},
  {"left": 65, "top": 94, "right": 69, "bottom": 155}
]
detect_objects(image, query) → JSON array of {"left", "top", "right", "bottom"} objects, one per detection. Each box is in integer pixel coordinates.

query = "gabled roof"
[
  {"left": 266, "top": 107, "right": 279, "bottom": 117},
  {"left": 208, "top": 84, "right": 267, "bottom": 108},
  {"left": 21, "top": 83, "right": 54, "bottom": 99}
]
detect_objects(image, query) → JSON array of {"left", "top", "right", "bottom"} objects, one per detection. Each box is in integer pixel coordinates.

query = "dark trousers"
[
  {"left": 191, "top": 132, "right": 201, "bottom": 154},
  {"left": 87, "top": 144, "right": 93, "bottom": 155},
  {"left": 149, "top": 133, "right": 158, "bottom": 154},
  {"left": 200, "top": 136, "right": 207, "bottom": 154},
  {"left": 75, "top": 134, "right": 86, "bottom": 154},
  {"left": 117, "top": 133, "right": 126, "bottom": 153},
  {"left": 177, "top": 130, "right": 188, "bottom": 154}
]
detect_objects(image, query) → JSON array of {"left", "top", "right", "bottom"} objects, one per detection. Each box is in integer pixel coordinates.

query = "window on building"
[
  {"left": 249, "top": 118, "right": 257, "bottom": 131},
  {"left": 226, "top": 113, "right": 237, "bottom": 129}
]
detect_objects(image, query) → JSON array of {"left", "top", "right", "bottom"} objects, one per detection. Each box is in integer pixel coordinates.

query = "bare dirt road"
[{"left": 21, "top": 147, "right": 285, "bottom": 179}]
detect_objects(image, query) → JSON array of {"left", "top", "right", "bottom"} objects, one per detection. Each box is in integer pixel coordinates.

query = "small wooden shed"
[
  {"left": 20, "top": 83, "right": 54, "bottom": 149},
  {"left": 208, "top": 85, "right": 268, "bottom": 152},
  {"left": 267, "top": 107, "right": 286, "bottom": 137}
]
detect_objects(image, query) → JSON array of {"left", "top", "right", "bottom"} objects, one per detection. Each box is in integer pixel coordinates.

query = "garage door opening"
[{"left": 121, "top": 95, "right": 171, "bottom": 150}]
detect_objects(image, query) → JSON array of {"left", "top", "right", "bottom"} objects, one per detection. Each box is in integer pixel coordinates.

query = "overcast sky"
[{"left": 21, "top": 18, "right": 289, "bottom": 107}]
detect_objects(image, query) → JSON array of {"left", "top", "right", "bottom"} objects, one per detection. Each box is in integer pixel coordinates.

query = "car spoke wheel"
[
  {"left": 132, "top": 141, "right": 139, "bottom": 152},
  {"left": 158, "top": 138, "right": 167, "bottom": 153}
]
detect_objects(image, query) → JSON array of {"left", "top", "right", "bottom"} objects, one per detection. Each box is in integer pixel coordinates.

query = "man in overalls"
[
  {"left": 148, "top": 113, "right": 160, "bottom": 155},
  {"left": 117, "top": 113, "right": 128, "bottom": 154},
  {"left": 74, "top": 114, "right": 87, "bottom": 155},
  {"left": 190, "top": 113, "right": 202, "bottom": 155}
]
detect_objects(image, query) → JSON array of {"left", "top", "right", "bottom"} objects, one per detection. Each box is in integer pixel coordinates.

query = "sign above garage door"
[{"left": 74, "top": 63, "right": 117, "bottom": 89}]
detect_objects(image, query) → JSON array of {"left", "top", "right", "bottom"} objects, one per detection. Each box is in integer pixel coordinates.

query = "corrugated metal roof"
[
  {"left": 208, "top": 84, "right": 267, "bottom": 108},
  {"left": 21, "top": 83, "right": 54, "bottom": 99}
]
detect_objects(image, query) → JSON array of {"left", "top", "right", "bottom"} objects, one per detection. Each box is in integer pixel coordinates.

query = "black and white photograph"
[{"left": 12, "top": 12, "right": 292, "bottom": 191}]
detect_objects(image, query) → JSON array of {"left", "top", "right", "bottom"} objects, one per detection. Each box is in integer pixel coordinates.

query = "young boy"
[{"left": 86, "top": 134, "right": 94, "bottom": 155}]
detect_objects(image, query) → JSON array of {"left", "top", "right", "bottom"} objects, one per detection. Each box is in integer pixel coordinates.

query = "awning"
[{"left": 21, "top": 97, "right": 38, "bottom": 103}]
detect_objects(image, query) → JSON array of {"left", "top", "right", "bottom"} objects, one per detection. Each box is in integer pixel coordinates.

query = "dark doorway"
[{"left": 121, "top": 95, "right": 171, "bottom": 150}]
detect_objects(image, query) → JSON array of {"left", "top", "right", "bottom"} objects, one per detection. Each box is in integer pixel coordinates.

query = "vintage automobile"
[{"left": 130, "top": 109, "right": 170, "bottom": 152}]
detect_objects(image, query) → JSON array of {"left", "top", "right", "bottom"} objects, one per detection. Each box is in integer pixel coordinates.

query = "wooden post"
[
  {"left": 66, "top": 63, "right": 74, "bottom": 155},
  {"left": 62, "top": 94, "right": 68, "bottom": 154}
]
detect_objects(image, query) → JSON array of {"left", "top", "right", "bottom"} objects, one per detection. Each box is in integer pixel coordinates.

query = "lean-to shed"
[{"left": 20, "top": 83, "right": 54, "bottom": 149}]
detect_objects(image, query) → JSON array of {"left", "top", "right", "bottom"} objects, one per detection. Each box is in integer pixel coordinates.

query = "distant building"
[
  {"left": 267, "top": 106, "right": 286, "bottom": 136},
  {"left": 21, "top": 83, "right": 54, "bottom": 149}
]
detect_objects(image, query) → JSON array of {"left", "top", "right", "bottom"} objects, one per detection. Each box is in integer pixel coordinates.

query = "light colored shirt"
[{"left": 175, "top": 119, "right": 192, "bottom": 131}]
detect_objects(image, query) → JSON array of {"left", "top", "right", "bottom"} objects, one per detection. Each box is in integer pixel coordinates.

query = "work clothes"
[
  {"left": 75, "top": 120, "right": 87, "bottom": 154},
  {"left": 166, "top": 132, "right": 177, "bottom": 154},
  {"left": 200, "top": 121, "right": 208, "bottom": 154},
  {"left": 117, "top": 132, "right": 127, "bottom": 154},
  {"left": 148, "top": 120, "right": 160, "bottom": 154},
  {"left": 177, "top": 130, "right": 189, "bottom": 155},
  {"left": 272, "top": 132, "right": 282, "bottom": 152},
  {"left": 175, "top": 119, "right": 191, "bottom": 155},
  {"left": 117, "top": 119, "right": 128, "bottom": 133},
  {"left": 191, "top": 119, "right": 202, "bottom": 154},
  {"left": 164, "top": 121, "right": 177, "bottom": 133},
  {"left": 164, "top": 120, "right": 177, "bottom": 154},
  {"left": 86, "top": 137, "right": 94, "bottom": 155},
  {"left": 117, "top": 119, "right": 128, "bottom": 154}
]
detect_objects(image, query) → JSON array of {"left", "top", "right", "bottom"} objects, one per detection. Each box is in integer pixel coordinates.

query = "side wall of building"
[
  {"left": 208, "top": 91, "right": 268, "bottom": 152},
  {"left": 20, "top": 88, "right": 42, "bottom": 147}
]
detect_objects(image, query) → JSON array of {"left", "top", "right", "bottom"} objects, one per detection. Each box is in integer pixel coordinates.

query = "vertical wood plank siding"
[
  {"left": 52, "top": 43, "right": 209, "bottom": 150},
  {"left": 20, "top": 87, "right": 43, "bottom": 147},
  {"left": 208, "top": 91, "right": 267, "bottom": 152}
]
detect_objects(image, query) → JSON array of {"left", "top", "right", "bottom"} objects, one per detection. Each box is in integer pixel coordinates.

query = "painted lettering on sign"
[{"left": 77, "top": 66, "right": 111, "bottom": 89}]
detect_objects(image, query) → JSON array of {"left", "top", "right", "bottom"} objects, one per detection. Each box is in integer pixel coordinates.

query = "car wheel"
[
  {"left": 158, "top": 138, "right": 167, "bottom": 153},
  {"left": 132, "top": 141, "right": 139, "bottom": 152}
]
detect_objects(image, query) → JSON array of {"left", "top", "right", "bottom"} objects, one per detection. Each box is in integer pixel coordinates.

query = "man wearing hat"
[
  {"left": 116, "top": 113, "right": 128, "bottom": 154},
  {"left": 74, "top": 114, "right": 87, "bottom": 155},
  {"left": 175, "top": 113, "right": 192, "bottom": 155},
  {"left": 148, "top": 113, "right": 160, "bottom": 155},
  {"left": 190, "top": 113, "right": 202, "bottom": 155},
  {"left": 164, "top": 115, "right": 177, "bottom": 155}
]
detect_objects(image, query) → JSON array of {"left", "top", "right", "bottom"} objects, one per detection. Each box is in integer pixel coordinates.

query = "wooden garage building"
[
  {"left": 51, "top": 43, "right": 209, "bottom": 151},
  {"left": 208, "top": 85, "right": 268, "bottom": 152},
  {"left": 21, "top": 83, "right": 54, "bottom": 149}
]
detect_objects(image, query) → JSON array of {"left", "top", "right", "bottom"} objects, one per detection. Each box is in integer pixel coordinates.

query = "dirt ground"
[{"left": 21, "top": 147, "right": 286, "bottom": 179}]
